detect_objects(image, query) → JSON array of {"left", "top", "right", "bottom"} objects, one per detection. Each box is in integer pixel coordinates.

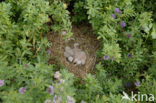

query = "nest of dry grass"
[{"left": 47, "top": 25, "right": 100, "bottom": 78}]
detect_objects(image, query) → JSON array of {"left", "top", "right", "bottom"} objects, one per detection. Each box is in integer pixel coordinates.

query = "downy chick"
[
  {"left": 73, "top": 43, "right": 86, "bottom": 65},
  {"left": 64, "top": 46, "right": 74, "bottom": 62}
]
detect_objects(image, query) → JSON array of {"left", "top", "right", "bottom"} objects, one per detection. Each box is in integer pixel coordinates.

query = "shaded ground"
[{"left": 47, "top": 25, "right": 101, "bottom": 78}]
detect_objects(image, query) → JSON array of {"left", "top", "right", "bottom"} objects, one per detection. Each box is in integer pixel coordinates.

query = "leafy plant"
[{"left": 0, "top": 0, "right": 156, "bottom": 103}]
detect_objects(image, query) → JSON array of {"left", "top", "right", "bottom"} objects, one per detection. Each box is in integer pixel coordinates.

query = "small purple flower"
[
  {"left": 81, "top": 101, "right": 86, "bottom": 103},
  {"left": 53, "top": 95, "right": 57, "bottom": 103},
  {"left": 67, "top": 96, "right": 75, "bottom": 103},
  {"left": 47, "top": 85, "right": 54, "bottom": 95},
  {"left": 54, "top": 71, "right": 61, "bottom": 79},
  {"left": 115, "top": 8, "right": 120, "bottom": 14},
  {"left": 46, "top": 49, "right": 51, "bottom": 55},
  {"left": 135, "top": 81, "right": 141, "bottom": 87},
  {"left": 53, "top": 95, "right": 62, "bottom": 103},
  {"left": 128, "top": 53, "right": 133, "bottom": 58},
  {"left": 59, "top": 79, "right": 65, "bottom": 84},
  {"left": 104, "top": 55, "right": 109, "bottom": 60},
  {"left": 25, "top": 64, "right": 28, "bottom": 68},
  {"left": 112, "top": 14, "right": 116, "bottom": 19},
  {"left": 19, "top": 87, "right": 26, "bottom": 94},
  {"left": 44, "top": 99, "right": 52, "bottom": 103},
  {"left": 62, "top": 31, "right": 67, "bottom": 36},
  {"left": 127, "top": 34, "right": 131, "bottom": 38},
  {"left": 120, "top": 21, "right": 126, "bottom": 28},
  {"left": 0, "top": 80, "right": 4, "bottom": 87}
]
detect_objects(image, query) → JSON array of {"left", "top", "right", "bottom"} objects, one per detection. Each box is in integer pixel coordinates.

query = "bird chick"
[
  {"left": 64, "top": 46, "right": 74, "bottom": 62},
  {"left": 73, "top": 43, "right": 86, "bottom": 65},
  {"left": 64, "top": 43, "right": 87, "bottom": 65}
]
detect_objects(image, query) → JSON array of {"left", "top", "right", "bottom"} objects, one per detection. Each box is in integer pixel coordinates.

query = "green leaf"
[{"left": 151, "top": 25, "right": 156, "bottom": 39}]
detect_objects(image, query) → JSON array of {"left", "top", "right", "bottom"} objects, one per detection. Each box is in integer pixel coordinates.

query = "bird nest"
[{"left": 47, "top": 25, "right": 100, "bottom": 78}]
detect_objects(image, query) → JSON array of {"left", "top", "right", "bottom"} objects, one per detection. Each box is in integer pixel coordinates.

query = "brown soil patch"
[{"left": 47, "top": 25, "right": 101, "bottom": 78}]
